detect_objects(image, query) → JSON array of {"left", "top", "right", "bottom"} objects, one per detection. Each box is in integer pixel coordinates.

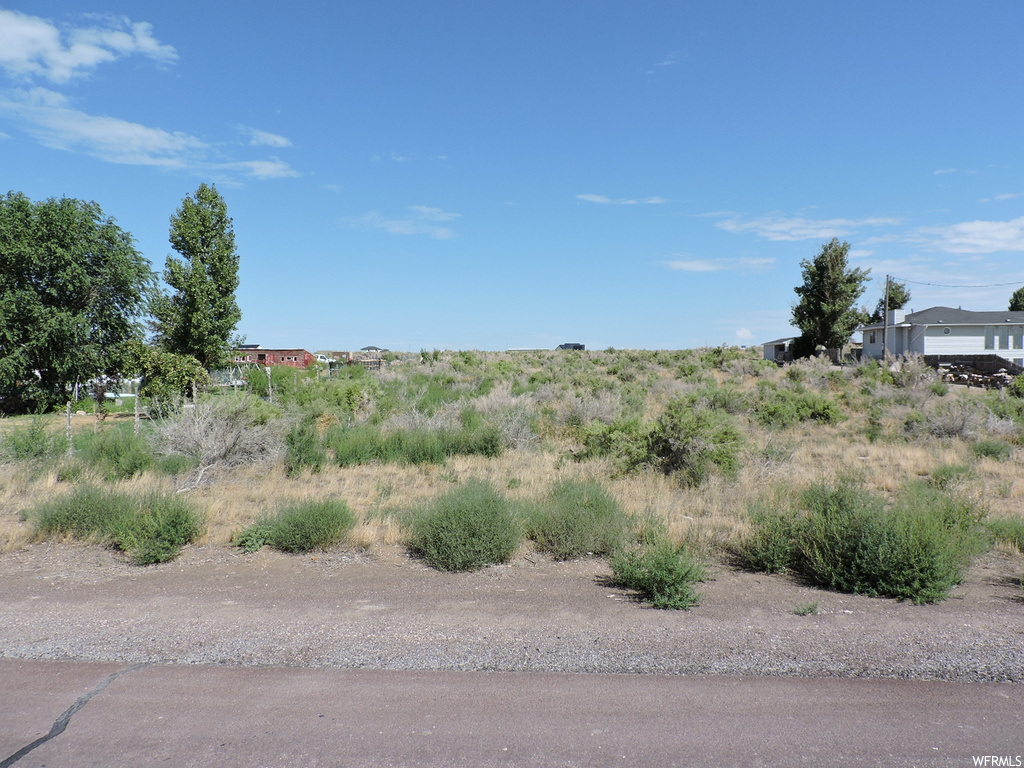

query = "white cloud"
[
  {"left": 345, "top": 206, "right": 459, "bottom": 239},
  {"left": 410, "top": 205, "right": 460, "bottom": 222},
  {"left": 665, "top": 256, "right": 775, "bottom": 273},
  {"left": 933, "top": 168, "right": 956, "bottom": 175},
  {"left": 735, "top": 328, "right": 754, "bottom": 340},
  {"left": 0, "top": 87, "right": 205, "bottom": 167},
  {"left": 239, "top": 126, "right": 292, "bottom": 148},
  {"left": 0, "top": 88, "right": 299, "bottom": 178},
  {"left": 913, "top": 216, "right": 1024, "bottom": 254},
  {"left": 576, "top": 193, "right": 665, "bottom": 206},
  {"left": 226, "top": 158, "right": 299, "bottom": 179},
  {"left": 0, "top": 9, "right": 176, "bottom": 83},
  {"left": 717, "top": 215, "right": 901, "bottom": 241},
  {"left": 0, "top": 11, "right": 296, "bottom": 183}
]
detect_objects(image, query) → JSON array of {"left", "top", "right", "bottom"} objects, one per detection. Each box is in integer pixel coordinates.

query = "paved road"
[{"left": 2, "top": 660, "right": 1022, "bottom": 768}]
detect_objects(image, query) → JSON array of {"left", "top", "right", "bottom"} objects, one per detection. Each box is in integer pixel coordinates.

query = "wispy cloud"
[
  {"left": 0, "top": 10, "right": 297, "bottom": 181},
  {"left": 0, "top": 9, "right": 176, "bottom": 83},
  {"left": 577, "top": 193, "right": 665, "bottom": 205},
  {"left": 646, "top": 51, "right": 681, "bottom": 75},
  {"left": 912, "top": 216, "right": 1024, "bottom": 254},
  {"left": 0, "top": 87, "right": 299, "bottom": 178},
  {"left": 665, "top": 256, "right": 775, "bottom": 273},
  {"left": 345, "top": 206, "right": 460, "bottom": 239},
  {"left": 717, "top": 215, "right": 901, "bottom": 241},
  {"left": 0, "top": 87, "right": 205, "bottom": 167},
  {"left": 238, "top": 126, "right": 292, "bottom": 148},
  {"left": 735, "top": 328, "right": 754, "bottom": 341}
]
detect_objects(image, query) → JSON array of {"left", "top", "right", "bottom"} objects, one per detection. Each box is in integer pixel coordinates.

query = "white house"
[
  {"left": 762, "top": 337, "right": 796, "bottom": 363},
  {"left": 859, "top": 306, "right": 1024, "bottom": 367}
]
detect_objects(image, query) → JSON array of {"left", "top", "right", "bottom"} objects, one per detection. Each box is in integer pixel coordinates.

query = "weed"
[
  {"left": 236, "top": 500, "right": 355, "bottom": 554},
  {"left": 987, "top": 517, "right": 1024, "bottom": 552},
  {"left": 647, "top": 400, "right": 744, "bottom": 487},
  {"left": 28, "top": 485, "right": 202, "bottom": 565},
  {"left": 735, "top": 498, "right": 797, "bottom": 573},
  {"left": 524, "top": 479, "right": 631, "bottom": 560},
  {"left": 970, "top": 439, "right": 1011, "bottom": 462},
  {"left": 0, "top": 415, "right": 69, "bottom": 461},
  {"left": 794, "top": 601, "right": 819, "bottom": 616},
  {"left": 610, "top": 541, "right": 704, "bottom": 609},
  {"left": 74, "top": 425, "right": 153, "bottom": 480},
  {"left": 284, "top": 420, "right": 326, "bottom": 476},
  {"left": 407, "top": 480, "right": 522, "bottom": 572}
]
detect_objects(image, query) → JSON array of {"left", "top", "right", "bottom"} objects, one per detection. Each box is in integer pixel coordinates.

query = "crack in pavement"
[{"left": 1, "top": 663, "right": 149, "bottom": 768}]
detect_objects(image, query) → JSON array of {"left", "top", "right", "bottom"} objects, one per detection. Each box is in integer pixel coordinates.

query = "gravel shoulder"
[{"left": 1, "top": 542, "right": 1022, "bottom": 682}]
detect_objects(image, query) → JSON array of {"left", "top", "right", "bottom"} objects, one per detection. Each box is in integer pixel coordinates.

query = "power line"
[{"left": 890, "top": 276, "right": 1024, "bottom": 289}]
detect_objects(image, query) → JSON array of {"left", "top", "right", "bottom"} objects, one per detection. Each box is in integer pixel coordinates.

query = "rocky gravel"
[{"left": 1, "top": 542, "right": 1022, "bottom": 682}]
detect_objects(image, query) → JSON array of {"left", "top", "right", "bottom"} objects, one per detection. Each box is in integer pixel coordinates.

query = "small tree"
[
  {"left": 151, "top": 184, "right": 241, "bottom": 370},
  {"left": 791, "top": 239, "right": 870, "bottom": 355},
  {"left": 1009, "top": 286, "right": 1024, "bottom": 312},
  {"left": 868, "top": 280, "right": 911, "bottom": 324}
]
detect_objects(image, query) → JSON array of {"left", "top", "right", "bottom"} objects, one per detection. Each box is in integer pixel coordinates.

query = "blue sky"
[{"left": 2, "top": 2, "right": 1023, "bottom": 352}]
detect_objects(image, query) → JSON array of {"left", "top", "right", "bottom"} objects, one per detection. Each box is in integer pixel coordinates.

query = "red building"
[{"left": 233, "top": 345, "right": 314, "bottom": 368}]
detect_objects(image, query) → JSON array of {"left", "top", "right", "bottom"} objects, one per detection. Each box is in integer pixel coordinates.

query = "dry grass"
[{"left": 4, "top": 351, "right": 1024, "bottom": 559}]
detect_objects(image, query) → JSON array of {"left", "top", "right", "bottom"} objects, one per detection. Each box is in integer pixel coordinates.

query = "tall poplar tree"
[
  {"left": 791, "top": 238, "right": 870, "bottom": 356},
  {"left": 152, "top": 184, "right": 241, "bottom": 369}
]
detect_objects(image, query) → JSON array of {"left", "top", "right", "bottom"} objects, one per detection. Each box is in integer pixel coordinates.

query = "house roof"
[
  {"left": 762, "top": 337, "right": 796, "bottom": 346},
  {"left": 860, "top": 306, "right": 1024, "bottom": 331}
]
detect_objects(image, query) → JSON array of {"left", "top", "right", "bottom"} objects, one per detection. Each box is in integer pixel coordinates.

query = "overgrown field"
[{"left": 2, "top": 347, "right": 1023, "bottom": 606}]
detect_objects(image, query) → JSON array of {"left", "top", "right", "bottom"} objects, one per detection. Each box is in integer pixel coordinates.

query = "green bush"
[
  {"left": 253, "top": 499, "right": 356, "bottom": 553},
  {"left": 284, "top": 421, "right": 326, "bottom": 476},
  {"left": 327, "top": 423, "right": 502, "bottom": 467},
  {"left": 28, "top": 485, "right": 203, "bottom": 565},
  {"left": 74, "top": 425, "right": 153, "bottom": 480},
  {"left": 647, "top": 400, "right": 743, "bottom": 486},
  {"left": 929, "top": 463, "right": 976, "bottom": 490},
  {"left": 735, "top": 499, "right": 797, "bottom": 573},
  {"left": 970, "top": 439, "right": 1011, "bottom": 462},
  {"left": 576, "top": 418, "right": 650, "bottom": 470},
  {"left": 987, "top": 517, "right": 1024, "bottom": 552},
  {"left": 407, "top": 480, "right": 522, "bottom": 571},
  {"left": 751, "top": 385, "right": 843, "bottom": 428},
  {"left": 0, "top": 415, "right": 69, "bottom": 461},
  {"left": 610, "top": 541, "right": 704, "bottom": 609},
  {"left": 793, "top": 480, "right": 985, "bottom": 604},
  {"left": 525, "top": 480, "right": 630, "bottom": 560},
  {"left": 233, "top": 522, "right": 274, "bottom": 553}
]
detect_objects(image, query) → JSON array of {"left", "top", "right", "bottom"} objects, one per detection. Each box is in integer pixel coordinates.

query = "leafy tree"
[
  {"left": 0, "top": 192, "right": 153, "bottom": 415},
  {"left": 152, "top": 184, "right": 241, "bottom": 369},
  {"left": 791, "top": 239, "right": 870, "bottom": 354},
  {"left": 867, "top": 280, "right": 911, "bottom": 324},
  {"left": 123, "top": 340, "right": 208, "bottom": 415},
  {"left": 1009, "top": 286, "right": 1024, "bottom": 312}
]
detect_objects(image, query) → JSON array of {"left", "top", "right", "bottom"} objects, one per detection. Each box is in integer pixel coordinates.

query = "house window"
[
  {"left": 942, "top": 327, "right": 951, "bottom": 335},
  {"left": 869, "top": 332, "right": 876, "bottom": 344},
  {"left": 999, "top": 327, "right": 1010, "bottom": 350},
  {"left": 1014, "top": 327, "right": 1023, "bottom": 350},
  {"left": 985, "top": 327, "right": 995, "bottom": 350}
]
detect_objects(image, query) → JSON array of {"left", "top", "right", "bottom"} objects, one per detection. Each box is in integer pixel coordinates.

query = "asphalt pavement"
[{"left": 3, "top": 659, "right": 1022, "bottom": 767}]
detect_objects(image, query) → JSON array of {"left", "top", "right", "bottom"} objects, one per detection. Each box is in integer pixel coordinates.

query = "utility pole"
[{"left": 882, "top": 274, "right": 890, "bottom": 359}]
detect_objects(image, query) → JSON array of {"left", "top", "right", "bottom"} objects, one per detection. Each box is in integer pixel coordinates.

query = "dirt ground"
[{"left": 1, "top": 541, "right": 1021, "bottom": 681}]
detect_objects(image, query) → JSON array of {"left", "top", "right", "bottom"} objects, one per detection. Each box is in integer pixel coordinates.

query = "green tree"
[
  {"left": 791, "top": 239, "right": 870, "bottom": 355},
  {"left": 152, "top": 184, "right": 241, "bottom": 369},
  {"left": 123, "top": 340, "right": 209, "bottom": 415},
  {"left": 1009, "top": 286, "right": 1024, "bottom": 312},
  {"left": 0, "top": 192, "right": 153, "bottom": 415},
  {"left": 868, "top": 280, "right": 911, "bottom": 323}
]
